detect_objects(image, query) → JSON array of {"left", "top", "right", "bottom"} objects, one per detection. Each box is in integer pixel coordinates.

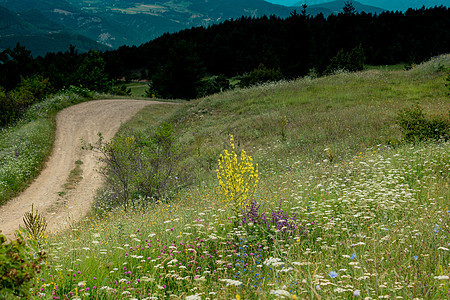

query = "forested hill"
[
  {"left": 0, "top": 6, "right": 449, "bottom": 98},
  {"left": 103, "top": 6, "right": 449, "bottom": 78}
]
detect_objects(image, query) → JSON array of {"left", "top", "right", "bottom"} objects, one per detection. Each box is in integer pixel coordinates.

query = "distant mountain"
[
  {"left": 0, "top": 0, "right": 295, "bottom": 55},
  {"left": 361, "top": 0, "right": 450, "bottom": 11},
  {"left": 292, "top": 0, "right": 449, "bottom": 11},
  {"left": 293, "top": 0, "right": 386, "bottom": 15},
  {"left": 1, "top": 0, "right": 449, "bottom": 57},
  {"left": 0, "top": 6, "right": 108, "bottom": 56}
]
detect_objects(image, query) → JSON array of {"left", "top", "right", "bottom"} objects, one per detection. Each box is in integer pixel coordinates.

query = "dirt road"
[{"left": 0, "top": 99, "right": 163, "bottom": 239}]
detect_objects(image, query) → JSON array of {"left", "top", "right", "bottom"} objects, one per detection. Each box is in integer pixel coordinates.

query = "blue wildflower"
[{"left": 328, "top": 271, "right": 338, "bottom": 278}]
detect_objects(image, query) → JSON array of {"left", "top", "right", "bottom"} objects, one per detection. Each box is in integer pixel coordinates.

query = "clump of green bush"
[
  {"left": 111, "top": 84, "right": 132, "bottom": 96},
  {"left": 239, "top": 64, "right": 284, "bottom": 87},
  {"left": 85, "top": 123, "right": 191, "bottom": 210},
  {"left": 0, "top": 231, "right": 46, "bottom": 297},
  {"left": 0, "top": 75, "right": 51, "bottom": 127},
  {"left": 396, "top": 104, "right": 449, "bottom": 142},
  {"left": 197, "top": 74, "right": 231, "bottom": 97},
  {"left": 325, "top": 44, "right": 366, "bottom": 74}
]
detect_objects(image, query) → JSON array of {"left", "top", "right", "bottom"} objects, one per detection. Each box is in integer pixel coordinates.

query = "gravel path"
[{"left": 0, "top": 99, "right": 165, "bottom": 239}]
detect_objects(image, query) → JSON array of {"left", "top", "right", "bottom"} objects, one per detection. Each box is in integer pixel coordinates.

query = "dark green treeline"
[{"left": 1, "top": 6, "right": 449, "bottom": 98}]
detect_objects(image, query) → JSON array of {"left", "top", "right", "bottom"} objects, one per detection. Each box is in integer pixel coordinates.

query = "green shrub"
[
  {"left": 64, "top": 85, "right": 94, "bottom": 99},
  {"left": 144, "top": 81, "right": 161, "bottom": 98},
  {"left": 326, "top": 44, "right": 366, "bottom": 74},
  {"left": 84, "top": 123, "right": 190, "bottom": 210},
  {"left": 0, "top": 231, "right": 46, "bottom": 298},
  {"left": 0, "top": 76, "right": 51, "bottom": 127},
  {"left": 0, "top": 88, "right": 16, "bottom": 126},
  {"left": 197, "top": 74, "right": 231, "bottom": 97},
  {"left": 111, "top": 84, "right": 132, "bottom": 96},
  {"left": 16, "top": 75, "right": 52, "bottom": 102},
  {"left": 396, "top": 104, "right": 449, "bottom": 142},
  {"left": 239, "top": 64, "right": 284, "bottom": 88}
]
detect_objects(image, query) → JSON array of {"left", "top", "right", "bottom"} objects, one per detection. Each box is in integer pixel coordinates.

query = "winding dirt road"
[{"left": 0, "top": 99, "right": 165, "bottom": 239}]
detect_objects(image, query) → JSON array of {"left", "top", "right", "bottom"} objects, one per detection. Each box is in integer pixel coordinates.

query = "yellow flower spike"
[
  {"left": 236, "top": 295, "right": 241, "bottom": 300},
  {"left": 217, "top": 135, "right": 258, "bottom": 214}
]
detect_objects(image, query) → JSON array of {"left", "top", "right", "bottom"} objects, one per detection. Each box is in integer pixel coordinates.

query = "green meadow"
[
  {"left": 2, "top": 55, "right": 449, "bottom": 299},
  {"left": 125, "top": 82, "right": 149, "bottom": 98}
]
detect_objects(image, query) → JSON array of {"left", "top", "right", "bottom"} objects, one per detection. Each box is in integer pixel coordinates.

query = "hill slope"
[{"left": 0, "top": 5, "right": 109, "bottom": 55}]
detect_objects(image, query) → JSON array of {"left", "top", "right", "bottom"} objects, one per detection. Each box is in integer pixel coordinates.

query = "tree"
[
  {"left": 196, "top": 74, "right": 231, "bottom": 97},
  {"left": 239, "top": 64, "right": 284, "bottom": 88},
  {"left": 151, "top": 40, "right": 205, "bottom": 99},
  {"left": 301, "top": 4, "right": 308, "bottom": 17},
  {"left": 73, "top": 50, "right": 111, "bottom": 92},
  {"left": 343, "top": 1, "right": 356, "bottom": 15},
  {"left": 0, "top": 44, "right": 36, "bottom": 91},
  {"left": 325, "top": 45, "right": 366, "bottom": 74}
]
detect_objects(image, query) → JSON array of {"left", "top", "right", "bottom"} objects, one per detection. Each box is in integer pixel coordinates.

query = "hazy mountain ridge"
[
  {"left": 0, "top": 5, "right": 107, "bottom": 56},
  {"left": 293, "top": 0, "right": 450, "bottom": 11},
  {"left": 293, "top": 0, "right": 386, "bottom": 15},
  {"left": 0, "top": 0, "right": 296, "bottom": 54}
]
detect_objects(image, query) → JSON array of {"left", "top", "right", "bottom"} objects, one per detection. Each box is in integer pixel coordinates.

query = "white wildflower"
[
  {"left": 270, "top": 289, "right": 291, "bottom": 298},
  {"left": 186, "top": 294, "right": 202, "bottom": 300},
  {"left": 219, "top": 278, "right": 242, "bottom": 286}
]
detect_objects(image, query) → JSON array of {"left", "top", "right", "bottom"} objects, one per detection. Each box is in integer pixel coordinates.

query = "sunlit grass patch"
[
  {"left": 63, "top": 160, "right": 84, "bottom": 190},
  {"left": 123, "top": 82, "right": 149, "bottom": 97}
]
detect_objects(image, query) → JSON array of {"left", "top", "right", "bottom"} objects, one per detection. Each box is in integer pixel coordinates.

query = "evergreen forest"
[{"left": 1, "top": 5, "right": 449, "bottom": 109}]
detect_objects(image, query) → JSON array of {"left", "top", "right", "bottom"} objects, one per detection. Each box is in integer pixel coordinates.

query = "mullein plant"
[{"left": 217, "top": 135, "right": 259, "bottom": 214}]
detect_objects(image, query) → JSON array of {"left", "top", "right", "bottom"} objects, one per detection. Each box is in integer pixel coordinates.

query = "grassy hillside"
[
  {"left": 171, "top": 55, "right": 449, "bottom": 176},
  {"left": 6, "top": 55, "right": 450, "bottom": 299}
]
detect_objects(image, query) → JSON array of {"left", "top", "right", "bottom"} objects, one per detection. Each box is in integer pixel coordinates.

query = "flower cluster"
[
  {"left": 241, "top": 199, "right": 304, "bottom": 236},
  {"left": 216, "top": 135, "right": 259, "bottom": 213}
]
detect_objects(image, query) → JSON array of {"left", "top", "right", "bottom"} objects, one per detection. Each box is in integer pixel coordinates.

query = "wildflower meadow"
[
  {"left": 27, "top": 139, "right": 449, "bottom": 299},
  {"left": 2, "top": 56, "right": 449, "bottom": 299}
]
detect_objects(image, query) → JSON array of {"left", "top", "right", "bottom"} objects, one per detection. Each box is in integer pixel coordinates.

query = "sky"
[{"left": 265, "top": 0, "right": 450, "bottom": 10}]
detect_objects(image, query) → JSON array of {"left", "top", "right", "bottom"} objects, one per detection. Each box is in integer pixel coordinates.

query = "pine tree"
[
  {"left": 343, "top": 1, "right": 356, "bottom": 15},
  {"left": 73, "top": 50, "right": 111, "bottom": 92},
  {"left": 151, "top": 40, "right": 205, "bottom": 99}
]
